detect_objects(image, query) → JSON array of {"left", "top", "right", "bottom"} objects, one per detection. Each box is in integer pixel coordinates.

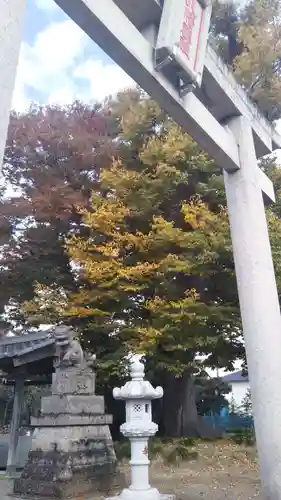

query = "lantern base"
[{"left": 106, "top": 487, "right": 175, "bottom": 500}]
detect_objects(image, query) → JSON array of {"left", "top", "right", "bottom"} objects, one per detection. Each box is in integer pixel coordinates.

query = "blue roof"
[{"left": 220, "top": 370, "right": 249, "bottom": 383}]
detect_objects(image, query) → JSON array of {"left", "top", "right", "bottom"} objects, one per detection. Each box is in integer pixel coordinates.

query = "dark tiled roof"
[
  {"left": 220, "top": 370, "right": 249, "bottom": 383},
  {"left": 0, "top": 331, "right": 54, "bottom": 360}
]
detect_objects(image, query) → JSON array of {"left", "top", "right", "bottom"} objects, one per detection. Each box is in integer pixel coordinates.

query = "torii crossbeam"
[{"left": 1, "top": 0, "right": 281, "bottom": 497}]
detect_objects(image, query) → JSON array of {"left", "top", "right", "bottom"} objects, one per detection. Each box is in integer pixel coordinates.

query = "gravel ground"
[
  {"left": 0, "top": 441, "right": 262, "bottom": 499},
  {"left": 0, "top": 475, "right": 12, "bottom": 499},
  {"left": 126, "top": 441, "right": 262, "bottom": 500}
]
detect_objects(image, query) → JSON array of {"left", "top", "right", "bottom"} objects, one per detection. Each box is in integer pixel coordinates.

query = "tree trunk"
[
  {"left": 162, "top": 371, "right": 222, "bottom": 438},
  {"left": 162, "top": 371, "right": 199, "bottom": 437}
]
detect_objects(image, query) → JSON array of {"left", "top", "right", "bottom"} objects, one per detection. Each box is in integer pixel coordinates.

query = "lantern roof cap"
[{"left": 113, "top": 359, "right": 163, "bottom": 400}]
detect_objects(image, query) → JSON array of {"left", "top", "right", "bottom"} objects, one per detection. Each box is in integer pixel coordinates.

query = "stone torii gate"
[{"left": 2, "top": 0, "right": 281, "bottom": 498}]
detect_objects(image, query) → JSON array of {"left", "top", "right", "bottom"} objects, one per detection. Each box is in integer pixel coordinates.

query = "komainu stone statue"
[
  {"left": 13, "top": 325, "right": 122, "bottom": 499},
  {"left": 53, "top": 324, "right": 84, "bottom": 368}
]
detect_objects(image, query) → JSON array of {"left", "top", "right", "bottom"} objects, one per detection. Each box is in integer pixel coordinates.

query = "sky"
[{"left": 12, "top": 0, "right": 135, "bottom": 111}]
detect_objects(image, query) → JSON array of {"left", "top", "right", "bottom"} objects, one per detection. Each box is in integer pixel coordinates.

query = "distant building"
[{"left": 220, "top": 371, "right": 250, "bottom": 408}]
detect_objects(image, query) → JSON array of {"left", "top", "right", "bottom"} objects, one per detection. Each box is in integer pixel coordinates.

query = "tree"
[
  {"left": 211, "top": 0, "right": 243, "bottom": 64},
  {"left": 235, "top": 0, "right": 281, "bottom": 121},
  {"left": 196, "top": 376, "right": 231, "bottom": 417},
  {"left": 0, "top": 101, "right": 113, "bottom": 330},
  {"left": 211, "top": 0, "right": 281, "bottom": 121},
  {"left": 23, "top": 91, "right": 245, "bottom": 436},
  {"left": 239, "top": 388, "right": 252, "bottom": 417},
  {"left": 229, "top": 394, "right": 239, "bottom": 416}
]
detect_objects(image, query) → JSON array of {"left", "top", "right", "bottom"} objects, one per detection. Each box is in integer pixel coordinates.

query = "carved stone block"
[
  {"left": 41, "top": 394, "right": 105, "bottom": 415},
  {"left": 14, "top": 437, "right": 121, "bottom": 498},
  {"left": 14, "top": 368, "right": 124, "bottom": 498},
  {"left": 52, "top": 369, "right": 96, "bottom": 395}
]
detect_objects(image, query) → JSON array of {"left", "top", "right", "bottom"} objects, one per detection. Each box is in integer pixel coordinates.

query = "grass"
[
  {"left": 115, "top": 436, "right": 198, "bottom": 465},
  {"left": 115, "top": 432, "right": 256, "bottom": 465}
]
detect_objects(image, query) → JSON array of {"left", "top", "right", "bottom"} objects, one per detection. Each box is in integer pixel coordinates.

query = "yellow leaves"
[
  {"left": 182, "top": 197, "right": 228, "bottom": 234},
  {"left": 96, "top": 159, "right": 182, "bottom": 220},
  {"left": 118, "top": 261, "right": 160, "bottom": 281},
  {"left": 69, "top": 196, "right": 229, "bottom": 289},
  {"left": 100, "top": 160, "right": 143, "bottom": 197},
  {"left": 87, "top": 231, "right": 154, "bottom": 258},
  {"left": 157, "top": 254, "right": 192, "bottom": 274},
  {"left": 63, "top": 306, "right": 109, "bottom": 319},
  {"left": 179, "top": 198, "right": 231, "bottom": 264},
  {"left": 150, "top": 216, "right": 185, "bottom": 246},
  {"left": 94, "top": 241, "right": 120, "bottom": 258},
  {"left": 146, "top": 290, "right": 198, "bottom": 315},
  {"left": 140, "top": 121, "right": 213, "bottom": 173},
  {"left": 140, "top": 123, "right": 191, "bottom": 165},
  {"left": 84, "top": 259, "right": 122, "bottom": 284},
  {"left": 130, "top": 326, "right": 163, "bottom": 354},
  {"left": 127, "top": 289, "right": 205, "bottom": 355},
  {"left": 182, "top": 197, "right": 218, "bottom": 230},
  {"left": 118, "top": 97, "right": 162, "bottom": 142},
  {"left": 185, "top": 287, "right": 200, "bottom": 301},
  {"left": 81, "top": 198, "right": 130, "bottom": 237},
  {"left": 116, "top": 231, "right": 153, "bottom": 253}
]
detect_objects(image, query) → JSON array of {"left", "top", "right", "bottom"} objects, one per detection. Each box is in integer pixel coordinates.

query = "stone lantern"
[{"left": 107, "top": 359, "right": 174, "bottom": 500}]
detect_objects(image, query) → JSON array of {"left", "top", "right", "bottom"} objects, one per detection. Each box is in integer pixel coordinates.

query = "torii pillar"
[
  {"left": 0, "top": 0, "right": 26, "bottom": 170},
  {"left": 224, "top": 116, "right": 281, "bottom": 497}
]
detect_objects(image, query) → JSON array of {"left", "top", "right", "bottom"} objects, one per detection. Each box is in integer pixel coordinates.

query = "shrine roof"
[{"left": 0, "top": 331, "right": 55, "bottom": 377}]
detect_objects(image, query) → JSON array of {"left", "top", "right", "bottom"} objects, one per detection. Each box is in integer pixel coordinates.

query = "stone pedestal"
[{"left": 14, "top": 367, "right": 122, "bottom": 498}]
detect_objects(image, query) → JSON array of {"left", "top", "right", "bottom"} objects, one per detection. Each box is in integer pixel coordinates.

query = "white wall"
[{"left": 225, "top": 381, "right": 250, "bottom": 408}]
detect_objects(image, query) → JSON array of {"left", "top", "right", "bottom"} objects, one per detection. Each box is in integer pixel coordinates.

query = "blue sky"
[{"left": 12, "top": 0, "right": 134, "bottom": 111}]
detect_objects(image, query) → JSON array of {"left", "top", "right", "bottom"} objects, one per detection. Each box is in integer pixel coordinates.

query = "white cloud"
[
  {"left": 12, "top": 19, "right": 86, "bottom": 111},
  {"left": 12, "top": 18, "right": 135, "bottom": 112},
  {"left": 73, "top": 59, "right": 134, "bottom": 102}
]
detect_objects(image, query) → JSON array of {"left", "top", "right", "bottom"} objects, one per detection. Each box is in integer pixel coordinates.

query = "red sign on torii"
[
  {"left": 179, "top": 0, "right": 197, "bottom": 59},
  {"left": 155, "top": 0, "right": 212, "bottom": 89}
]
